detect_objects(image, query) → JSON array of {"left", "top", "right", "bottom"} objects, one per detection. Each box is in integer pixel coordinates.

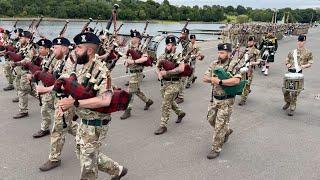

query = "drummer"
[{"left": 282, "top": 34, "right": 313, "bottom": 116}]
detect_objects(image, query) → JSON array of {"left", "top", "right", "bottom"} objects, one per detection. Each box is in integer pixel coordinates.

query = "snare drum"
[
  {"left": 147, "top": 34, "right": 182, "bottom": 63},
  {"left": 283, "top": 73, "right": 304, "bottom": 92}
]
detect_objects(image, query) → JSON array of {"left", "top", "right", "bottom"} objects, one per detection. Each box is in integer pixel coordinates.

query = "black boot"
[
  {"left": 3, "top": 84, "right": 14, "bottom": 91},
  {"left": 144, "top": 99, "right": 154, "bottom": 110},
  {"left": 111, "top": 167, "right": 128, "bottom": 180},
  {"left": 13, "top": 112, "right": 28, "bottom": 119},
  {"left": 175, "top": 112, "right": 186, "bottom": 123},
  {"left": 207, "top": 150, "right": 220, "bottom": 159},
  {"left": 33, "top": 130, "right": 50, "bottom": 138}
]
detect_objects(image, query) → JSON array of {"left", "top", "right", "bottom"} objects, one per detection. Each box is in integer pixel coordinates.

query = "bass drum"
[{"left": 147, "top": 34, "right": 182, "bottom": 63}]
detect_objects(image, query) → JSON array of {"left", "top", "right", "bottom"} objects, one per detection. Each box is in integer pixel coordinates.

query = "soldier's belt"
[
  {"left": 213, "top": 95, "right": 235, "bottom": 100},
  {"left": 82, "top": 118, "right": 111, "bottom": 126},
  {"left": 130, "top": 69, "right": 143, "bottom": 73},
  {"left": 163, "top": 77, "right": 180, "bottom": 81}
]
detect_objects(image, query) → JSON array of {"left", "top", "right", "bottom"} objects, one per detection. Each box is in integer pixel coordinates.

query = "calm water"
[{"left": 0, "top": 20, "right": 222, "bottom": 41}]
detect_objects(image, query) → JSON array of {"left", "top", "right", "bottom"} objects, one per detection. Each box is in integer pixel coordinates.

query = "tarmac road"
[{"left": 0, "top": 28, "right": 319, "bottom": 180}]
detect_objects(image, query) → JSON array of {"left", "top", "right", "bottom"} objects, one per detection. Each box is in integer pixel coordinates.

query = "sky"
[{"left": 154, "top": 0, "right": 320, "bottom": 9}]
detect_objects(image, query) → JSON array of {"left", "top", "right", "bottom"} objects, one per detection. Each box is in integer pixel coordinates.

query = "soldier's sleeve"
[
  {"left": 307, "top": 51, "right": 314, "bottom": 65},
  {"left": 204, "top": 62, "right": 213, "bottom": 77},
  {"left": 285, "top": 51, "right": 293, "bottom": 65},
  {"left": 156, "top": 54, "right": 165, "bottom": 69}
]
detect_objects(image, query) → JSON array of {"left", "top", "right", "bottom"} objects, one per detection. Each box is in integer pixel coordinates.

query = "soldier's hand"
[
  {"left": 36, "top": 85, "right": 49, "bottom": 94},
  {"left": 202, "top": 75, "right": 212, "bottom": 83},
  {"left": 58, "top": 97, "right": 75, "bottom": 111}
]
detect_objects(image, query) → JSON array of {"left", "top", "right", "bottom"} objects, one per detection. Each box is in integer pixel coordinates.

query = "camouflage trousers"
[
  {"left": 282, "top": 89, "right": 300, "bottom": 111},
  {"left": 160, "top": 81, "right": 184, "bottom": 127},
  {"left": 240, "top": 74, "right": 253, "bottom": 102},
  {"left": 127, "top": 72, "right": 149, "bottom": 109},
  {"left": 17, "top": 73, "right": 32, "bottom": 113},
  {"left": 186, "top": 60, "right": 196, "bottom": 86},
  {"left": 40, "top": 93, "right": 54, "bottom": 131},
  {"left": 177, "top": 77, "right": 187, "bottom": 99},
  {"left": 49, "top": 105, "right": 78, "bottom": 162},
  {"left": 76, "top": 122, "right": 121, "bottom": 179},
  {"left": 207, "top": 98, "right": 235, "bottom": 152},
  {"left": 2, "top": 60, "right": 15, "bottom": 85}
]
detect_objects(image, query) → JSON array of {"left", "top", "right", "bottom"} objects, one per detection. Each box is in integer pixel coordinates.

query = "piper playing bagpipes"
[
  {"left": 56, "top": 32, "right": 128, "bottom": 180},
  {"left": 120, "top": 29, "right": 154, "bottom": 120},
  {"left": 259, "top": 31, "right": 278, "bottom": 76},
  {"left": 185, "top": 34, "right": 205, "bottom": 89},
  {"left": 154, "top": 35, "right": 187, "bottom": 135},
  {"left": 202, "top": 43, "right": 243, "bottom": 159}
]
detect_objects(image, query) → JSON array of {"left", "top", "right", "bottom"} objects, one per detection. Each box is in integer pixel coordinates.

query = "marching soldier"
[
  {"left": 185, "top": 34, "right": 204, "bottom": 88},
  {"left": 154, "top": 35, "right": 186, "bottom": 135},
  {"left": 58, "top": 32, "right": 127, "bottom": 180},
  {"left": 39, "top": 37, "right": 78, "bottom": 171},
  {"left": 32, "top": 39, "right": 54, "bottom": 138},
  {"left": 259, "top": 31, "right": 278, "bottom": 76},
  {"left": 176, "top": 28, "right": 192, "bottom": 104},
  {"left": 238, "top": 36, "right": 261, "bottom": 106},
  {"left": 120, "top": 29, "right": 153, "bottom": 119},
  {"left": 1, "top": 30, "right": 16, "bottom": 91},
  {"left": 202, "top": 43, "right": 242, "bottom": 159},
  {"left": 12, "top": 31, "right": 36, "bottom": 119},
  {"left": 282, "top": 35, "right": 313, "bottom": 116}
]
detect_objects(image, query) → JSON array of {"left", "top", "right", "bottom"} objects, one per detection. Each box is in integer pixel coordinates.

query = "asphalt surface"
[{"left": 0, "top": 28, "right": 319, "bottom": 180}]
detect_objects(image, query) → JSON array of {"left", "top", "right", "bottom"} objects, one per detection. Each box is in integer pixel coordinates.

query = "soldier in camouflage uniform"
[
  {"left": 282, "top": 35, "right": 313, "bottom": 116},
  {"left": 58, "top": 32, "right": 127, "bottom": 180},
  {"left": 176, "top": 28, "right": 192, "bottom": 104},
  {"left": 154, "top": 36, "right": 186, "bottom": 135},
  {"left": 1, "top": 30, "right": 17, "bottom": 91},
  {"left": 238, "top": 36, "right": 261, "bottom": 106},
  {"left": 203, "top": 43, "right": 242, "bottom": 159},
  {"left": 120, "top": 29, "right": 153, "bottom": 119},
  {"left": 39, "top": 37, "right": 79, "bottom": 171},
  {"left": 32, "top": 39, "right": 54, "bottom": 138},
  {"left": 12, "top": 31, "right": 36, "bottom": 119},
  {"left": 185, "top": 34, "right": 204, "bottom": 89}
]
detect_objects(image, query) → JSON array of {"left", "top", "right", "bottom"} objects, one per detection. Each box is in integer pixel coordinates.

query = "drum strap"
[{"left": 293, "top": 49, "right": 301, "bottom": 73}]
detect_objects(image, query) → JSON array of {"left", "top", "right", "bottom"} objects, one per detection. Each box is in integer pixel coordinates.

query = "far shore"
[{"left": 0, "top": 17, "right": 224, "bottom": 24}]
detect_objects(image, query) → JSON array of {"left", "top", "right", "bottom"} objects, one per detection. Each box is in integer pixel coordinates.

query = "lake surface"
[{"left": 0, "top": 20, "right": 223, "bottom": 41}]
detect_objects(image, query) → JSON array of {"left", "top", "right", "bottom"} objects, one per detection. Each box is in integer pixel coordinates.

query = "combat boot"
[
  {"left": 33, "top": 130, "right": 50, "bottom": 138},
  {"left": 288, "top": 109, "right": 294, "bottom": 116},
  {"left": 111, "top": 167, "right": 128, "bottom": 180},
  {"left": 3, "top": 84, "right": 14, "bottom": 91},
  {"left": 12, "top": 97, "right": 19, "bottom": 103},
  {"left": 13, "top": 112, "right": 28, "bottom": 119},
  {"left": 144, "top": 99, "right": 153, "bottom": 110},
  {"left": 224, "top": 129, "right": 233, "bottom": 143},
  {"left": 238, "top": 100, "right": 246, "bottom": 106},
  {"left": 120, "top": 108, "right": 131, "bottom": 120},
  {"left": 185, "top": 83, "right": 191, "bottom": 89},
  {"left": 282, "top": 103, "right": 290, "bottom": 110},
  {"left": 207, "top": 150, "right": 220, "bottom": 159},
  {"left": 192, "top": 76, "right": 197, "bottom": 84},
  {"left": 39, "top": 160, "right": 61, "bottom": 171},
  {"left": 124, "top": 81, "right": 129, "bottom": 86},
  {"left": 175, "top": 97, "right": 184, "bottom": 104},
  {"left": 154, "top": 126, "right": 167, "bottom": 135},
  {"left": 175, "top": 112, "right": 186, "bottom": 123}
]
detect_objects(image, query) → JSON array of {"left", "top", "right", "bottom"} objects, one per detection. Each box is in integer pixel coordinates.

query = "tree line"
[{"left": 0, "top": 0, "right": 319, "bottom": 23}]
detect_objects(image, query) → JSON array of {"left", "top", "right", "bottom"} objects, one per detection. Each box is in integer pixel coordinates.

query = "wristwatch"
[
  {"left": 219, "top": 80, "right": 223, "bottom": 85},
  {"left": 74, "top": 99, "right": 80, "bottom": 108}
]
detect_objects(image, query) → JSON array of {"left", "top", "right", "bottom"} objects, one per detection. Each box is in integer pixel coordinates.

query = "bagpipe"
[
  {"left": 98, "top": 4, "right": 123, "bottom": 71},
  {"left": 126, "top": 21, "right": 153, "bottom": 67},
  {"left": 6, "top": 16, "right": 44, "bottom": 62},
  {"left": 52, "top": 4, "right": 132, "bottom": 114},
  {"left": 32, "top": 20, "right": 71, "bottom": 87}
]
